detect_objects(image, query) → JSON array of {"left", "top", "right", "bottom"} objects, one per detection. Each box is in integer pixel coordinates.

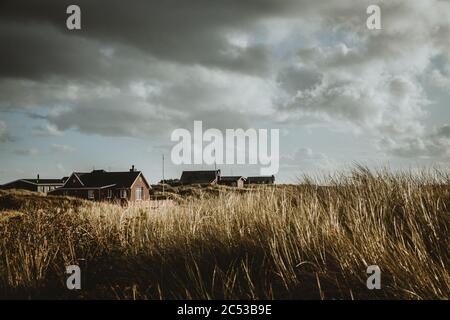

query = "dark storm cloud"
[
  {"left": 0, "top": 0, "right": 300, "bottom": 78},
  {"left": 0, "top": 20, "right": 171, "bottom": 84},
  {"left": 0, "top": 0, "right": 288, "bottom": 137},
  {"left": 277, "top": 66, "right": 323, "bottom": 95},
  {"left": 1, "top": 0, "right": 449, "bottom": 165},
  {"left": 0, "top": 22, "right": 100, "bottom": 81}
]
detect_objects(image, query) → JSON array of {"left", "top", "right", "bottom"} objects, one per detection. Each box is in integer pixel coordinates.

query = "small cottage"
[
  {"left": 218, "top": 176, "right": 246, "bottom": 188},
  {"left": 245, "top": 175, "right": 275, "bottom": 185},
  {"left": 179, "top": 170, "right": 221, "bottom": 185}
]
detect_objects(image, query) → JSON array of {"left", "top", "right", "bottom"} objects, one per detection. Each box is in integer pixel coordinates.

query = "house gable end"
[
  {"left": 62, "top": 173, "right": 85, "bottom": 188},
  {"left": 130, "top": 172, "right": 151, "bottom": 190}
]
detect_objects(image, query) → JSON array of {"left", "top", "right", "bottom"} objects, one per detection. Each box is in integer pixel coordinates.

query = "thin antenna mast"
[
  {"left": 214, "top": 148, "right": 217, "bottom": 171},
  {"left": 162, "top": 154, "right": 165, "bottom": 196}
]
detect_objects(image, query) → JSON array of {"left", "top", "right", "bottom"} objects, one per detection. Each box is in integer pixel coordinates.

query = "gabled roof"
[
  {"left": 247, "top": 175, "right": 275, "bottom": 179},
  {"left": 219, "top": 176, "right": 246, "bottom": 182},
  {"left": 22, "top": 179, "right": 65, "bottom": 185},
  {"left": 2, "top": 178, "right": 65, "bottom": 186},
  {"left": 61, "top": 170, "right": 148, "bottom": 189},
  {"left": 180, "top": 170, "right": 220, "bottom": 184},
  {"left": 246, "top": 176, "right": 275, "bottom": 183}
]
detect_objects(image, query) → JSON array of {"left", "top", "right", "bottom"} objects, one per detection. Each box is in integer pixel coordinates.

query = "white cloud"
[
  {"left": 282, "top": 147, "right": 335, "bottom": 170},
  {"left": 427, "top": 69, "right": 450, "bottom": 89},
  {"left": 0, "top": 120, "right": 12, "bottom": 142},
  {"left": 381, "top": 124, "right": 450, "bottom": 159},
  {"left": 13, "top": 148, "right": 39, "bottom": 156},
  {"left": 274, "top": 0, "right": 450, "bottom": 160},
  {"left": 56, "top": 163, "right": 66, "bottom": 173},
  {"left": 50, "top": 144, "right": 75, "bottom": 153},
  {"left": 32, "top": 124, "right": 63, "bottom": 137}
]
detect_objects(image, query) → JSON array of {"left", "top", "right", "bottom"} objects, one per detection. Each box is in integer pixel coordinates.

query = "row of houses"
[
  {"left": 1, "top": 166, "right": 150, "bottom": 203},
  {"left": 0, "top": 166, "right": 275, "bottom": 203},
  {"left": 165, "top": 170, "right": 275, "bottom": 188}
]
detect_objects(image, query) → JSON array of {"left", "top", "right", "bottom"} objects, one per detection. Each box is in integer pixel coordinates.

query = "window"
[
  {"left": 120, "top": 189, "right": 127, "bottom": 199},
  {"left": 88, "top": 190, "right": 94, "bottom": 199},
  {"left": 38, "top": 186, "right": 44, "bottom": 193},
  {"left": 136, "top": 187, "right": 143, "bottom": 201},
  {"left": 107, "top": 189, "right": 112, "bottom": 199}
]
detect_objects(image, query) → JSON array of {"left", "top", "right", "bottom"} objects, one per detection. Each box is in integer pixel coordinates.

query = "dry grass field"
[{"left": 0, "top": 166, "right": 449, "bottom": 299}]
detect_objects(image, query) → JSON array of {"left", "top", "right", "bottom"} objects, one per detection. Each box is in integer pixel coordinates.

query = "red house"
[{"left": 49, "top": 166, "right": 151, "bottom": 203}]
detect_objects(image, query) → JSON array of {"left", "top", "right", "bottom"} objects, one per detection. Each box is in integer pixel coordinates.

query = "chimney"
[
  {"left": 37, "top": 174, "right": 40, "bottom": 184},
  {"left": 130, "top": 165, "right": 135, "bottom": 172}
]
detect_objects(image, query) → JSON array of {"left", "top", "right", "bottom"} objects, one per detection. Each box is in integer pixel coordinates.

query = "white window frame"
[
  {"left": 88, "top": 190, "right": 95, "bottom": 199},
  {"left": 136, "top": 187, "right": 143, "bottom": 201},
  {"left": 107, "top": 189, "right": 113, "bottom": 199},
  {"left": 120, "top": 189, "right": 127, "bottom": 199}
]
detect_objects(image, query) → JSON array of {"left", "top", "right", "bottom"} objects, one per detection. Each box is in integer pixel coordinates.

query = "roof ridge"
[{"left": 85, "top": 171, "right": 141, "bottom": 174}]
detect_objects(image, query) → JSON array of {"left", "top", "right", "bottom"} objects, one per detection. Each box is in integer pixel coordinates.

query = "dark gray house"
[
  {"left": 0, "top": 175, "right": 65, "bottom": 194},
  {"left": 245, "top": 175, "right": 275, "bottom": 185},
  {"left": 180, "top": 170, "right": 221, "bottom": 185},
  {"left": 218, "top": 176, "right": 246, "bottom": 188}
]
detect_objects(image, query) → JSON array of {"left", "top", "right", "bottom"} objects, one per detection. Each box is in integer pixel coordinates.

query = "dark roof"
[
  {"left": 246, "top": 176, "right": 275, "bottom": 182},
  {"left": 220, "top": 176, "right": 246, "bottom": 182},
  {"left": 19, "top": 179, "right": 64, "bottom": 185},
  {"left": 247, "top": 176, "right": 274, "bottom": 179},
  {"left": 64, "top": 170, "right": 144, "bottom": 188},
  {"left": 180, "top": 170, "right": 220, "bottom": 184}
]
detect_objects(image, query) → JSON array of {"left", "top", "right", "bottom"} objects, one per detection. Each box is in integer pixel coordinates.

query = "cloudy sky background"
[{"left": 0, "top": 0, "right": 449, "bottom": 183}]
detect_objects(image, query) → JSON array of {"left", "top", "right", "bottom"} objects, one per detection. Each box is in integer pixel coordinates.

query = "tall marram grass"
[{"left": 0, "top": 166, "right": 449, "bottom": 299}]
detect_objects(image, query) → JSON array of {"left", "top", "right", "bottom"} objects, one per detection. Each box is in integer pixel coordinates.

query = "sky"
[{"left": 0, "top": 0, "right": 449, "bottom": 184}]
